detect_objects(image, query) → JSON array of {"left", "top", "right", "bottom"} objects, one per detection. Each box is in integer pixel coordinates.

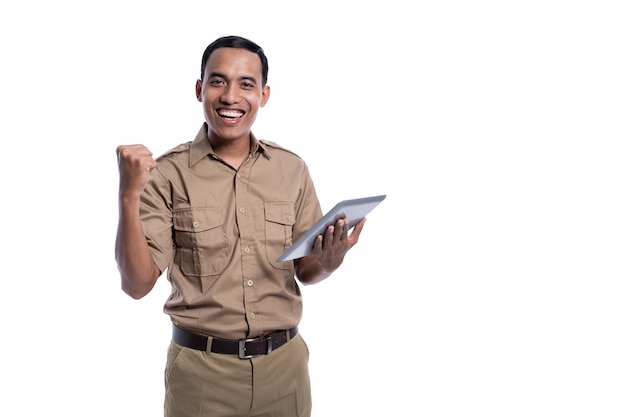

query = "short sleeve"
[{"left": 140, "top": 167, "right": 174, "bottom": 274}]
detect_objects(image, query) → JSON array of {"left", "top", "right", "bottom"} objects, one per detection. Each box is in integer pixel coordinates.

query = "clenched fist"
[{"left": 116, "top": 144, "right": 157, "bottom": 200}]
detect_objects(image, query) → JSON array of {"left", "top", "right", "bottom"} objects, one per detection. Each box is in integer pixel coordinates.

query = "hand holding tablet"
[{"left": 277, "top": 194, "right": 386, "bottom": 262}]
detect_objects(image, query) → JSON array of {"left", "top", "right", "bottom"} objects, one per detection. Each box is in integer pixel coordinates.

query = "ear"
[
  {"left": 260, "top": 85, "right": 270, "bottom": 107},
  {"left": 195, "top": 79, "right": 202, "bottom": 102}
]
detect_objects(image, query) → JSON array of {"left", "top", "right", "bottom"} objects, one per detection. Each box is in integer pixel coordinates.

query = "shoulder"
[
  {"left": 259, "top": 139, "right": 305, "bottom": 161},
  {"left": 155, "top": 142, "right": 192, "bottom": 162},
  {"left": 259, "top": 139, "right": 316, "bottom": 182}
]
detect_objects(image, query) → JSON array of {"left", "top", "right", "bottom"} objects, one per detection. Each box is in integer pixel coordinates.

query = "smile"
[{"left": 217, "top": 109, "right": 244, "bottom": 119}]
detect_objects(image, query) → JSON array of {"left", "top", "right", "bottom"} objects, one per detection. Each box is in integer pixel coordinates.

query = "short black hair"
[{"left": 200, "top": 35, "right": 269, "bottom": 86}]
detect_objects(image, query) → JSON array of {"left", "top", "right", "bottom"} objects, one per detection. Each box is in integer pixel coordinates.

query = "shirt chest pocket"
[
  {"left": 173, "top": 207, "right": 227, "bottom": 277},
  {"left": 264, "top": 202, "right": 296, "bottom": 270}
]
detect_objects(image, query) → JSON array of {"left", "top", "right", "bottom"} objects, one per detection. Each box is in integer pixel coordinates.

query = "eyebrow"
[{"left": 207, "top": 71, "right": 258, "bottom": 84}]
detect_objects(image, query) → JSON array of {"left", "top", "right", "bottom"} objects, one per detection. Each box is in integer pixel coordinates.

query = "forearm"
[{"left": 115, "top": 196, "right": 160, "bottom": 299}]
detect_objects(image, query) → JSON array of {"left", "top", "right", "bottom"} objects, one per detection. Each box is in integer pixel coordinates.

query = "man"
[{"left": 115, "top": 35, "right": 365, "bottom": 417}]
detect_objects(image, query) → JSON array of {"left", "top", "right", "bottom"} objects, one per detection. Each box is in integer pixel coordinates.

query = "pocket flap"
[
  {"left": 264, "top": 202, "right": 296, "bottom": 226},
  {"left": 173, "top": 207, "right": 223, "bottom": 232}
]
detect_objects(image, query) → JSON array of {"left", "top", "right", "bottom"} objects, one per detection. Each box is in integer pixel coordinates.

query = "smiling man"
[{"left": 115, "top": 35, "right": 366, "bottom": 417}]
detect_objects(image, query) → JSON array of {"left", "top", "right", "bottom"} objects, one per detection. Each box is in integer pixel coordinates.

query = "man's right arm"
[{"left": 115, "top": 145, "right": 160, "bottom": 299}]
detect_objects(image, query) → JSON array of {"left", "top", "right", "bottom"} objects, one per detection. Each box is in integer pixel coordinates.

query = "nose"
[{"left": 220, "top": 84, "right": 240, "bottom": 104}]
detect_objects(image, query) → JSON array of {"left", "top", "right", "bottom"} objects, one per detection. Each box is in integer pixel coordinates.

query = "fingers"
[
  {"left": 348, "top": 217, "right": 366, "bottom": 244},
  {"left": 117, "top": 144, "right": 156, "bottom": 171},
  {"left": 311, "top": 217, "right": 368, "bottom": 265},
  {"left": 312, "top": 234, "right": 323, "bottom": 252},
  {"left": 116, "top": 144, "right": 157, "bottom": 198},
  {"left": 322, "top": 218, "right": 351, "bottom": 247},
  {"left": 118, "top": 145, "right": 157, "bottom": 175}
]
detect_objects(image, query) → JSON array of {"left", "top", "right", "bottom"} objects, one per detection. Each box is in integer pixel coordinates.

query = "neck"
[{"left": 209, "top": 134, "right": 251, "bottom": 169}]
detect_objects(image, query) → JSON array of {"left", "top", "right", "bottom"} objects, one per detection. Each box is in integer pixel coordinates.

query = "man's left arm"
[{"left": 295, "top": 217, "right": 366, "bottom": 285}]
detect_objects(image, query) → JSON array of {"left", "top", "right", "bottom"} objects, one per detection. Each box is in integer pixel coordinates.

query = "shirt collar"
[{"left": 189, "top": 123, "right": 272, "bottom": 167}]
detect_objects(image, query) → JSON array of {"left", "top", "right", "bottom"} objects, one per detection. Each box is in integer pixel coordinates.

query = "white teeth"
[{"left": 218, "top": 110, "right": 243, "bottom": 118}]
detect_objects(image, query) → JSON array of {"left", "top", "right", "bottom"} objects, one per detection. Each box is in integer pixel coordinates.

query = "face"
[{"left": 196, "top": 47, "right": 270, "bottom": 146}]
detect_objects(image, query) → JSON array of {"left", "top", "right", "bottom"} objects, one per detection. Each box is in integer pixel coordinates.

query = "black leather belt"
[{"left": 172, "top": 324, "right": 298, "bottom": 359}]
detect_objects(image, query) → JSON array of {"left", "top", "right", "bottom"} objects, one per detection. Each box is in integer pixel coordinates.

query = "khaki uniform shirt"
[{"left": 140, "top": 124, "right": 322, "bottom": 340}]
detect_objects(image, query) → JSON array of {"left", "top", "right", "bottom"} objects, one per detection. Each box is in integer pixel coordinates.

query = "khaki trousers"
[{"left": 164, "top": 333, "right": 312, "bottom": 417}]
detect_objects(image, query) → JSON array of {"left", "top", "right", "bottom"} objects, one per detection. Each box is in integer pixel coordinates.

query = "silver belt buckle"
[{"left": 238, "top": 335, "right": 272, "bottom": 359}]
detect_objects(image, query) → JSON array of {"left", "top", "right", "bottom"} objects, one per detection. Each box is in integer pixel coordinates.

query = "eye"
[
  {"left": 209, "top": 79, "right": 225, "bottom": 87},
  {"left": 242, "top": 81, "right": 255, "bottom": 89}
]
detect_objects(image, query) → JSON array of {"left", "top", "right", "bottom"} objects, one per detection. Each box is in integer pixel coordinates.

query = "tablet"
[{"left": 276, "top": 194, "right": 386, "bottom": 262}]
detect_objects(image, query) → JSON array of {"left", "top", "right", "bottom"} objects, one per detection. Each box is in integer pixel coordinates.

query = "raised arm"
[{"left": 115, "top": 145, "right": 161, "bottom": 299}]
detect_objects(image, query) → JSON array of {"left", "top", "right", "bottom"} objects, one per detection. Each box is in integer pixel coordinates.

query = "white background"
[{"left": 1, "top": 0, "right": 625, "bottom": 416}]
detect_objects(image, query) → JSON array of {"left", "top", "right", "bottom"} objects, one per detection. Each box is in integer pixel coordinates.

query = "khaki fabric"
[
  {"left": 164, "top": 333, "right": 312, "bottom": 417},
  {"left": 140, "top": 124, "right": 322, "bottom": 340}
]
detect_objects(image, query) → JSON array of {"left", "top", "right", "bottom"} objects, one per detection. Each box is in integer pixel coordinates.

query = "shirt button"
[
  {"left": 247, "top": 280, "right": 254, "bottom": 287},
  {"left": 250, "top": 312, "right": 256, "bottom": 319},
  {"left": 239, "top": 207, "right": 246, "bottom": 213},
  {"left": 287, "top": 215, "right": 294, "bottom": 222},
  {"left": 192, "top": 221, "right": 199, "bottom": 228},
  {"left": 243, "top": 247, "right": 250, "bottom": 253}
]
